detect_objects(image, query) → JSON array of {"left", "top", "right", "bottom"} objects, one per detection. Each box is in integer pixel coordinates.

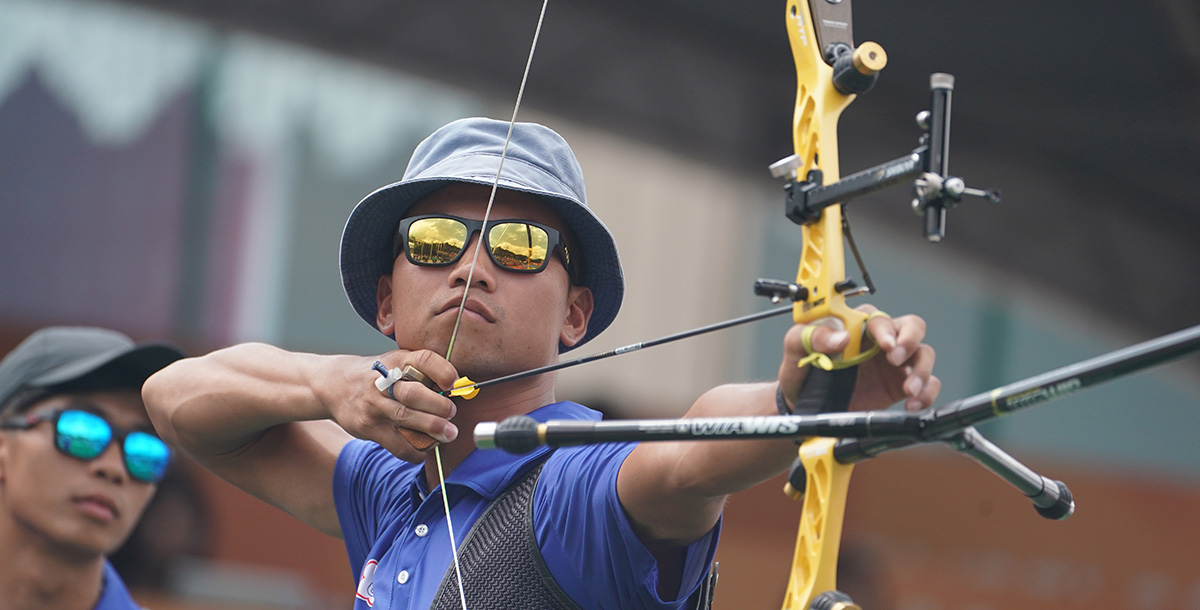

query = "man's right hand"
[{"left": 320, "top": 349, "right": 460, "bottom": 463}]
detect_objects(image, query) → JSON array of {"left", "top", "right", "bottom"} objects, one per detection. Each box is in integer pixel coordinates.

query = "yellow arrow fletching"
[{"left": 450, "top": 377, "right": 479, "bottom": 400}]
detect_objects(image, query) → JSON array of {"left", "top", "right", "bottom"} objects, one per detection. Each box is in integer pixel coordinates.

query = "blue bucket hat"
[{"left": 340, "top": 117, "right": 624, "bottom": 352}]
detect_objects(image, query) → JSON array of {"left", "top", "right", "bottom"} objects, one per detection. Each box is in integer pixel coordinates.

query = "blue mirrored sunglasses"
[{"left": 1, "top": 408, "right": 170, "bottom": 483}]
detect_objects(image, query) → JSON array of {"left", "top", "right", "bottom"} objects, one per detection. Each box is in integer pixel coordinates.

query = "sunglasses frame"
[
  {"left": 1, "top": 407, "right": 171, "bottom": 483},
  {"left": 394, "top": 214, "right": 577, "bottom": 282}
]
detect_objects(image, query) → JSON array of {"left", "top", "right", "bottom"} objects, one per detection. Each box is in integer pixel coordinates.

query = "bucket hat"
[{"left": 340, "top": 117, "right": 624, "bottom": 351}]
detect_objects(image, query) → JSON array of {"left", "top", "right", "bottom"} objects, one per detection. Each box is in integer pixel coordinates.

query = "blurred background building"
[{"left": 1, "top": 0, "right": 1198, "bottom": 608}]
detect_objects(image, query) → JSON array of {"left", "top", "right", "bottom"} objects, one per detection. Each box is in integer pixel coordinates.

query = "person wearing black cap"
[
  {"left": 0, "top": 327, "right": 184, "bottom": 610},
  {"left": 144, "top": 117, "right": 940, "bottom": 610}
]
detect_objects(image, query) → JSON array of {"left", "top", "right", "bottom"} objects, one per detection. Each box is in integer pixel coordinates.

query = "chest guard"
[
  {"left": 429, "top": 458, "right": 718, "bottom": 610},
  {"left": 429, "top": 461, "right": 581, "bottom": 610}
]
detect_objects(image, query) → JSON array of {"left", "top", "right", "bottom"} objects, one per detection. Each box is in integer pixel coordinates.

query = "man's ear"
[
  {"left": 376, "top": 275, "right": 396, "bottom": 336},
  {"left": 560, "top": 285, "right": 594, "bottom": 348}
]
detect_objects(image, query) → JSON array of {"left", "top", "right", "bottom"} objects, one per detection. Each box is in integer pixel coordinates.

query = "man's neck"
[
  {"left": 0, "top": 528, "right": 106, "bottom": 610},
  {"left": 422, "top": 372, "right": 558, "bottom": 488}
]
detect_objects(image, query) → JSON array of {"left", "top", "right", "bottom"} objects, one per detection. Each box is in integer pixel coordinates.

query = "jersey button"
[
  {"left": 397, "top": 570, "right": 410, "bottom": 584},
  {"left": 415, "top": 524, "right": 429, "bottom": 537}
]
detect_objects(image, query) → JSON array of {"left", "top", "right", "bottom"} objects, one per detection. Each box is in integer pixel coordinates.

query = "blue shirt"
[
  {"left": 334, "top": 401, "right": 719, "bottom": 610},
  {"left": 95, "top": 561, "right": 141, "bottom": 610}
]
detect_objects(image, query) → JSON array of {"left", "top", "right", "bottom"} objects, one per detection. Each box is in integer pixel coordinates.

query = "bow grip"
[{"left": 793, "top": 309, "right": 870, "bottom": 365}]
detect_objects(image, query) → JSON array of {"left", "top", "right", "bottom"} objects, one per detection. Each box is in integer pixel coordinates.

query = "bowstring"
[
  {"left": 436, "top": 2, "right": 551, "bottom": 608},
  {"left": 445, "top": 1, "right": 550, "bottom": 362}
]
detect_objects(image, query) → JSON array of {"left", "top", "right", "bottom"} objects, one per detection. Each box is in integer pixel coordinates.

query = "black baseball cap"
[{"left": 0, "top": 327, "right": 185, "bottom": 414}]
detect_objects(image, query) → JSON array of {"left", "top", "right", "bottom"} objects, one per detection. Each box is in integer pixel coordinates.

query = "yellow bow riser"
[
  {"left": 781, "top": 438, "right": 856, "bottom": 610},
  {"left": 786, "top": 0, "right": 876, "bottom": 361},
  {"left": 782, "top": 1, "right": 884, "bottom": 608}
]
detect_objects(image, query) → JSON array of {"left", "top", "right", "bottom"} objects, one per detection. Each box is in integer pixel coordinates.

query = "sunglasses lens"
[
  {"left": 124, "top": 432, "right": 171, "bottom": 483},
  {"left": 488, "top": 222, "right": 550, "bottom": 271},
  {"left": 407, "top": 217, "right": 469, "bottom": 264},
  {"left": 56, "top": 410, "right": 112, "bottom": 460}
]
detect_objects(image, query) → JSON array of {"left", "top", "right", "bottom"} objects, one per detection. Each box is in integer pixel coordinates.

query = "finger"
[
  {"left": 886, "top": 314, "right": 928, "bottom": 366},
  {"left": 788, "top": 324, "right": 850, "bottom": 355},
  {"left": 385, "top": 402, "right": 458, "bottom": 446},
  {"left": 780, "top": 324, "right": 817, "bottom": 390},
  {"left": 906, "top": 374, "right": 941, "bottom": 412},
  {"left": 907, "top": 343, "right": 936, "bottom": 386},
  {"left": 779, "top": 322, "right": 856, "bottom": 401},
  {"left": 389, "top": 381, "right": 458, "bottom": 443},
  {"left": 860, "top": 308, "right": 897, "bottom": 354},
  {"left": 897, "top": 342, "right": 934, "bottom": 395},
  {"left": 369, "top": 350, "right": 459, "bottom": 447},
  {"left": 781, "top": 324, "right": 808, "bottom": 364},
  {"left": 403, "top": 348, "right": 458, "bottom": 391},
  {"left": 385, "top": 349, "right": 460, "bottom": 391},
  {"left": 894, "top": 314, "right": 927, "bottom": 347}
]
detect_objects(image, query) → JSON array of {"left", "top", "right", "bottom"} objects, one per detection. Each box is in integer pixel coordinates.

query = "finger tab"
[
  {"left": 401, "top": 365, "right": 439, "bottom": 390},
  {"left": 400, "top": 428, "right": 438, "bottom": 451},
  {"left": 394, "top": 366, "right": 440, "bottom": 450}
]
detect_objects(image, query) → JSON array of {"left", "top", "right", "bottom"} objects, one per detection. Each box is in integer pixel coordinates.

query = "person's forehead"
[
  {"left": 408, "top": 183, "right": 568, "bottom": 229},
  {"left": 29, "top": 390, "right": 150, "bottom": 429}
]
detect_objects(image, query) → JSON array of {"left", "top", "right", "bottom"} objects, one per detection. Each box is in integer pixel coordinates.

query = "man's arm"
[
  {"left": 616, "top": 309, "right": 940, "bottom": 546},
  {"left": 142, "top": 343, "right": 459, "bottom": 537}
]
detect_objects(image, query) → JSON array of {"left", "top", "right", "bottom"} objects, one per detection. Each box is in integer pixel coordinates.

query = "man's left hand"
[{"left": 778, "top": 305, "right": 940, "bottom": 412}]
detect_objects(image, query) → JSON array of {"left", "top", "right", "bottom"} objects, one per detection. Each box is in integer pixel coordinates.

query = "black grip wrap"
[
  {"left": 786, "top": 456, "right": 807, "bottom": 496},
  {"left": 1033, "top": 479, "right": 1075, "bottom": 521},
  {"left": 493, "top": 415, "right": 541, "bottom": 454},
  {"left": 782, "top": 367, "right": 859, "bottom": 416}
]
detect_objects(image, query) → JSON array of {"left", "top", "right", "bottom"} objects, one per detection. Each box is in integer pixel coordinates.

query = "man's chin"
[{"left": 446, "top": 354, "right": 515, "bottom": 385}]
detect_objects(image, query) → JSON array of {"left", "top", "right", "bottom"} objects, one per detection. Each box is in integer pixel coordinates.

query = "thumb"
[{"left": 808, "top": 325, "right": 850, "bottom": 355}]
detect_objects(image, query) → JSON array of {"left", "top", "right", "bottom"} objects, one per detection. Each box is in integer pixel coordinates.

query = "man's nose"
[
  {"left": 88, "top": 441, "right": 126, "bottom": 484},
  {"left": 447, "top": 234, "right": 497, "bottom": 288}
]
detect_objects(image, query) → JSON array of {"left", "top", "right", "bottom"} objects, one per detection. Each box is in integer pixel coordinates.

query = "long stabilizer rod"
[{"left": 476, "top": 323, "right": 1200, "bottom": 455}]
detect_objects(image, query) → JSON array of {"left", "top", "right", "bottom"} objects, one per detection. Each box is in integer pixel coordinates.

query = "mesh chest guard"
[
  {"left": 429, "top": 458, "right": 718, "bottom": 610},
  {"left": 429, "top": 461, "right": 581, "bottom": 610}
]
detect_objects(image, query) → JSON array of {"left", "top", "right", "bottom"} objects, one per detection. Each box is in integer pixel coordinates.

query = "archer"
[{"left": 142, "top": 117, "right": 939, "bottom": 610}]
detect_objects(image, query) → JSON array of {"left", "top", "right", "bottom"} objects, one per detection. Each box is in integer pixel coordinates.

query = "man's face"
[
  {"left": 376, "top": 183, "right": 593, "bottom": 380},
  {"left": 0, "top": 389, "right": 158, "bottom": 558}
]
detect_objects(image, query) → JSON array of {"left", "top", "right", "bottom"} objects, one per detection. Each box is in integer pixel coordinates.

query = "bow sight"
[
  {"left": 759, "top": 73, "right": 1001, "bottom": 304},
  {"left": 756, "top": 4, "right": 997, "bottom": 315}
]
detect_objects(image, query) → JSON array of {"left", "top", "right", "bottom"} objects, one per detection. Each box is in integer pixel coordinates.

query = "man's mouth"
[
  {"left": 438, "top": 298, "right": 494, "bottom": 322},
  {"left": 73, "top": 494, "right": 119, "bottom": 522}
]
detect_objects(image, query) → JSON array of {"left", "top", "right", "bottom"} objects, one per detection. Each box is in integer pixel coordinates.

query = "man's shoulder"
[
  {"left": 341, "top": 438, "right": 423, "bottom": 469},
  {"left": 96, "top": 562, "right": 142, "bottom": 610},
  {"left": 529, "top": 400, "right": 603, "bottom": 423},
  {"left": 539, "top": 440, "right": 636, "bottom": 494},
  {"left": 335, "top": 439, "right": 423, "bottom": 492}
]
